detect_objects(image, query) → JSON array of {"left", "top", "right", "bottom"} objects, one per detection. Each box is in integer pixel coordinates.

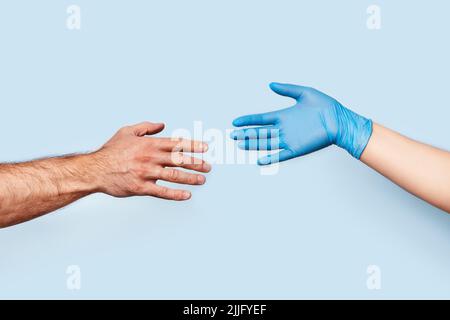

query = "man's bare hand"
[
  {"left": 0, "top": 121, "right": 211, "bottom": 228},
  {"left": 92, "top": 122, "right": 211, "bottom": 200}
]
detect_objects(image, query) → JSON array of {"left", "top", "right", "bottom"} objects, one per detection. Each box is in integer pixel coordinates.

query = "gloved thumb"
[{"left": 269, "top": 82, "right": 308, "bottom": 100}]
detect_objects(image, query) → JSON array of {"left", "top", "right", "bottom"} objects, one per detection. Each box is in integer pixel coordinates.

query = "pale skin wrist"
[{"left": 360, "top": 123, "right": 450, "bottom": 213}]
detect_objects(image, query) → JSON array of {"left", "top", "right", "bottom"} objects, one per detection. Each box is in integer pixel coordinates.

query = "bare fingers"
[
  {"left": 158, "top": 153, "right": 211, "bottom": 173},
  {"left": 157, "top": 168, "right": 206, "bottom": 185},
  {"left": 158, "top": 138, "right": 208, "bottom": 153},
  {"left": 147, "top": 184, "right": 191, "bottom": 201}
]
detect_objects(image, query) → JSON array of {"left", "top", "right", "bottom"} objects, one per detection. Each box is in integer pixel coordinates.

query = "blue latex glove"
[{"left": 230, "top": 83, "right": 373, "bottom": 165}]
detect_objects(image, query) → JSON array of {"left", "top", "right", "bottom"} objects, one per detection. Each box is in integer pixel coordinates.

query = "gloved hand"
[{"left": 230, "top": 83, "right": 373, "bottom": 165}]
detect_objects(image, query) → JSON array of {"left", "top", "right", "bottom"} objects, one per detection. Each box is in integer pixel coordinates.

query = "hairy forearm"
[
  {"left": 360, "top": 123, "right": 450, "bottom": 213},
  {"left": 0, "top": 122, "right": 210, "bottom": 228},
  {"left": 0, "top": 153, "right": 101, "bottom": 228}
]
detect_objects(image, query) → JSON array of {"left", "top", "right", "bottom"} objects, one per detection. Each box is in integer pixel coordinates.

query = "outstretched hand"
[
  {"left": 94, "top": 122, "right": 211, "bottom": 200},
  {"left": 231, "top": 83, "right": 372, "bottom": 165}
]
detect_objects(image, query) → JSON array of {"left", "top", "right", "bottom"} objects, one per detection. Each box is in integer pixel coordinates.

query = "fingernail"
[
  {"left": 202, "top": 143, "right": 209, "bottom": 152},
  {"left": 183, "top": 191, "right": 191, "bottom": 199},
  {"left": 203, "top": 163, "right": 212, "bottom": 172},
  {"left": 197, "top": 175, "right": 206, "bottom": 184}
]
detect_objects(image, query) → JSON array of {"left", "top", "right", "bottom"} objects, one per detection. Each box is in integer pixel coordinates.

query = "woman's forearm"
[
  {"left": 231, "top": 84, "right": 450, "bottom": 213},
  {"left": 360, "top": 123, "right": 450, "bottom": 213}
]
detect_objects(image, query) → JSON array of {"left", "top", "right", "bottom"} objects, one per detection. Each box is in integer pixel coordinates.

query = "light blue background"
[{"left": 1, "top": 0, "right": 450, "bottom": 299}]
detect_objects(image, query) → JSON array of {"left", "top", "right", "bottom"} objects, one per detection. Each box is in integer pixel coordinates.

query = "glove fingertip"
[
  {"left": 269, "top": 82, "right": 282, "bottom": 91},
  {"left": 257, "top": 157, "right": 271, "bottom": 166},
  {"left": 232, "top": 118, "right": 246, "bottom": 127}
]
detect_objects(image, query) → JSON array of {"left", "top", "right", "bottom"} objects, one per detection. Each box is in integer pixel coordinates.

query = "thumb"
[
  {"left": 131, "top": 121, "right": 165, "bottom": 136},
  {"left": 269, "top": 82, "right": 309, "bottom": 100}
]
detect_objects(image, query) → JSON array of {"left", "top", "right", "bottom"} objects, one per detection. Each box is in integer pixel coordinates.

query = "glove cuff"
[{"left": 335, "top": 106, "right": 373, "bottom": 159}]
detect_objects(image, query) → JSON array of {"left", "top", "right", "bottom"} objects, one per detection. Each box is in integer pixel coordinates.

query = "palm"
[{"left": 231, "top": 83, "right": 341, "bottom": 165}]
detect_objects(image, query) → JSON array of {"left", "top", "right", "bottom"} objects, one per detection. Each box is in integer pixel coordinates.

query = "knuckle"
[
  {"left": 168, "top": 142, "right": 180, "bottom": 152},
  {"left": 145, "top": 166, "right": 160, "bottom": 179},
  {"left": 145, "top": 138, "right": 157, "bottom": 149},
  {"left": 173, "top": 138, "right": 185, "bottom": 150},
  {"left": 168, "top": 169, "right": 179, "bottom": 180},
  {"left": 158, "top": 186, "right": 170, "bottom": 197},
  {"left": 172, "top": 152, "right": 183, "bottom": 165},
  {"left": 129, "top": 183, "right": 143, "bottom": 195},
  {"left": 130, "top": 164, "right": 147, "bottom": 178},
  {"left": 154, "top": 137, "right": 166, "bottom": 147},
  {"left": 119, "top": 126, "right": 130, "bottom": 134}
]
